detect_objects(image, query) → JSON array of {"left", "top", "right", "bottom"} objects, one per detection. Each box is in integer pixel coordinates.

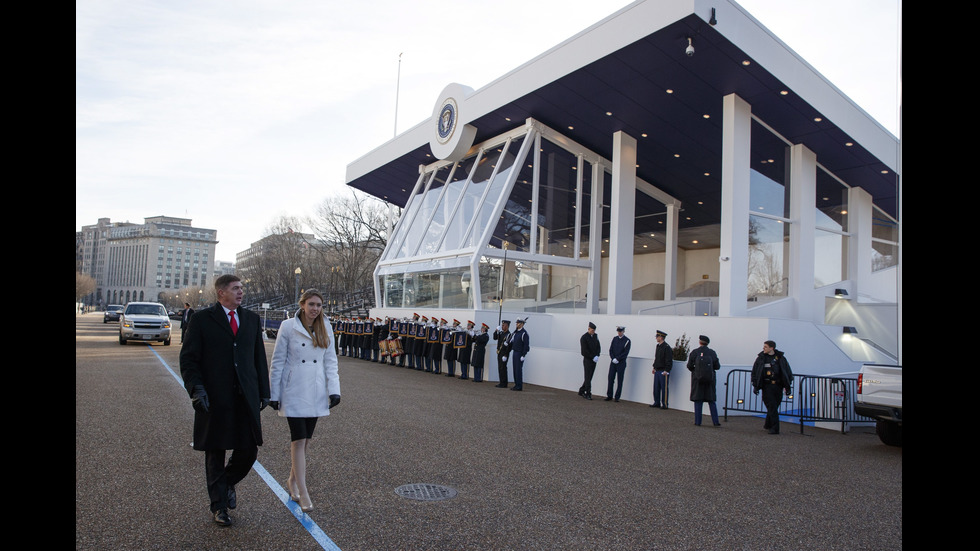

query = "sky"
[{"left": 76, "top": 0, "right": 901, "bottom": 263}]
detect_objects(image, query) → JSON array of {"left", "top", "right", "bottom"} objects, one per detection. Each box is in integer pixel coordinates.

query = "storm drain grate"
[{"left": 394, "top": 483, "right": 458, "bottom": 501}]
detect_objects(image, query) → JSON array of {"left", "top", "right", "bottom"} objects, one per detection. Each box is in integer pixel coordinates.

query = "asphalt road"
[{"left": 77, "top": 313, "right": 902, "bottom": 550}]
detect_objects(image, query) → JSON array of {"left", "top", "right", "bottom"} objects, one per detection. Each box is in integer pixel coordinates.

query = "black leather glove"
[
  {"left": 191, "top": 385, "right": 209, "bottom": 414},
  {"left": 259, "top": 398, "right": 270, "bottom": 411},
  {"left": 329, "top": 394, "right": 341, "bottom": 409},
  {"left": 269, "top": 400, "right": 280, "bottom": 411}
]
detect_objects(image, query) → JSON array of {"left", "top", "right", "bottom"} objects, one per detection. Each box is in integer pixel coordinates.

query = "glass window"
[
  {"left": 578, "top": 161, "right": 593, "bottom": 259},
  {"left": 748, "top": 215, "right": 790, "bottom": 301},
  {"left": 477, "top": 256, "right": 588, "bottom": 312},
  {"left": 816, "top": 168, "right": 848, "bottom": 232},
  {"left": 871, "top": 205, "right": 898, "bottom": 271},
  {"left": 489, "top": 140, "right": 535, "bottom": 252},
  {"left": 393, "top": 165, "right": 451, "bottom": 259},
  {"left": 814, "top": 228, "right": 844, "bottom": 287},
  {"left": 416, "top": 155, "right": 477, "bottom": 256},
  {"left": 750, "top": 121, "right": 790, "bottom": 218},
  {"left": 470, "top": 135, "right": 528, "bottom": 250},
  {"left": 535, "top": 139, "right": 579, "bottom": 258}
]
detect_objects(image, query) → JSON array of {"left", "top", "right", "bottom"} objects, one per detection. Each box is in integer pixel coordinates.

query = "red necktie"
[{"left": 229, "top": 310, "right": 238, "bottom": 336}]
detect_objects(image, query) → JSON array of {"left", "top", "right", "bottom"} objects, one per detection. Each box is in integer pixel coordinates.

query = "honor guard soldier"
[
  {"left": 606, "top": 326, "right": 631, "bottom": 402},
  {"left": 579, "top": 322, "right": 600, "bottom": 400},
  {"left": 427, "top": 317, "right": 444, "bottom": 374},
  {"left": 396, "top": 317, "right": 409, "bottom": 367},
  {"left": 509, "top": 317, "right": 530, "bottom": 391},
  {"left": 456, "top": 321, "right": 475, "bottom": 379},
  {"left": 443, "top": 319, "right": 460, "bottom": 377},
  {"left": 471, "top": 323, "right": 490, "bottom": 382},
  {"left": 493, "top": 320, "right": 511, "bottom": 388},
  {"left": 413, "top": 316, "right": 427, "bottom": 370},
  {"left": 651, "top": 330, "right": 673, "bottom": 409}
]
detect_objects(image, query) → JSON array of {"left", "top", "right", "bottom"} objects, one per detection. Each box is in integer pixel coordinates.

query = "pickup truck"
[{"left": 855, "top": 364, "right": 902, "bottom": 446}]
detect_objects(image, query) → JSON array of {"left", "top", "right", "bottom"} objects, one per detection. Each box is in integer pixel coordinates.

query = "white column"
[
  {"left": 609, "top": 131, "right": 636, "bottom": 315},
  {"left": 664, "top": 203, "right": 679, "bottom": 301},
  {"left": 847, "top": 186, "right": 874, "bottom": 295},
  {"left": 719, "top": 94, "right": 752, "bottom": 317},
  {"left": 788, "top": 143, "right": 817, "bottom": 321}
]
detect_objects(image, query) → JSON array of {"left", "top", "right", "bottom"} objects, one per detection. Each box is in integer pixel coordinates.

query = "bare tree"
[
  {"left": 306, "top": 190, "right": 390, "bottom": 302},
  {"left": 76, "top": 272, "right": 96, "bottom": 302}
]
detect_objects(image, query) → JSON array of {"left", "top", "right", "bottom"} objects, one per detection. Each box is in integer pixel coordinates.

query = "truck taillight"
[{"left": 857, "top": 373, "right": 863, "bottom": 394}]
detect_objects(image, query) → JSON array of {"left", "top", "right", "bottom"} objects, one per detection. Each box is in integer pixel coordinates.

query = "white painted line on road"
[{"left": 145, "top": 344, "right": 342, "bottom": 551}]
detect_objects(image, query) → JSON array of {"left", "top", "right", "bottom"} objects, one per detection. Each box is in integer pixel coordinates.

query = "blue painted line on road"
[{"left": 145, "top": 344, "right": 341, "bottom": 550}]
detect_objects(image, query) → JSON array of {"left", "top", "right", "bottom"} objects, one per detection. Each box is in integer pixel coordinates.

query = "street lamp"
[{"left": 294, "top": 267, "right": 302, "bottom": 303}]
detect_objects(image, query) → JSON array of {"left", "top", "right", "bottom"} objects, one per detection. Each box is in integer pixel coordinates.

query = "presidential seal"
[
  {"left": 430, "top": 83, "right": 477, "bottom": 162},
  {"left": 437, "top": 98, "right": 458, "bottom": 145}
]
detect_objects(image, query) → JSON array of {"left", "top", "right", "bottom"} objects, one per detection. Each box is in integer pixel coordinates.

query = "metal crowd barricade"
[{"left": 723, "top": 369, "right": 873, "bottom": 435}]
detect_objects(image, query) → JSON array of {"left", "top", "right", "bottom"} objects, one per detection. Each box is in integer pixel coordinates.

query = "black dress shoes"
[
  {"left": 213, "top": 509, "right": 232, "bottom": 526},
  {"left": 227, "top": 485, "right": 237, "bottom": 509},
  {"left": 604, "top": 397, "right": 612, "bottom": 401}
]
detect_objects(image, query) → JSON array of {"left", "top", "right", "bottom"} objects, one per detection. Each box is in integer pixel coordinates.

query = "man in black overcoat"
[
  {"left": 752, "top": 340, "right": 793, "bottom": 434},
  {"left": 180, "top": 275, "right": 270, "bottom": 526}
]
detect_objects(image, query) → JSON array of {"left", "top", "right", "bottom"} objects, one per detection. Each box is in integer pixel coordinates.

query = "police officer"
[
  {"left": 651, "top": 330, "right": 672, "bottom": 409},
  {"left": 687, "top": 335, "right": 721, "bottom": 427},
  {"left": 606, "top": 326, "right": 631, "bottom": 402},
  {"left": 579, "top": 322, "right": 600, "bottom": 400},
  {"left": 751, "top": 340, "right": 793, "bottom": 434}
]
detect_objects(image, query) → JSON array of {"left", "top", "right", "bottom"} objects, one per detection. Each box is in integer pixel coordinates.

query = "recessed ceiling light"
[
  {"left": 845, "top": 142, "right": 853, "bottom": 147},
  {"left": 814, "top": 117, "right": 822, "bottom": 122},
  {"left": 568, "top": 126, "right": 574, "bottom": 130},
  {"left": 666, "top": 89, "right": 673, "bottom": 94},
  {"left": 606, "top": 111, "right": 612, "bottom": 116},
  {"left": 641, "top": 133, "right": 648, "bottom": 138},
  {"left": 742, "top": 60, "right": 751, "bottom": 66},
  {"left": 674, "top": 153, "right": 680, "bottom": 158},
  {"left": 703, "top": 114, "right": 710, "bottom": 119},
  {"left": 780, "top": 90, "right": 788, "bottom": 96}
]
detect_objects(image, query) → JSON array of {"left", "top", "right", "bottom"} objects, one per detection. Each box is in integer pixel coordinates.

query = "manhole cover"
[{"left": 394, "top": 483, "right": 458, "bottom": 501}]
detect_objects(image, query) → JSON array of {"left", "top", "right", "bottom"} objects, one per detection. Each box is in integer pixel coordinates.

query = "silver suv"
[{"left": 119, "top": 302, "right": 172, "bottom": 346}]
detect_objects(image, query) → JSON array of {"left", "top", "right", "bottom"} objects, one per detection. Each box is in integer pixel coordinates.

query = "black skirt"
[{"left": 286, "top": 417, "right": 318, "bottom": 441}]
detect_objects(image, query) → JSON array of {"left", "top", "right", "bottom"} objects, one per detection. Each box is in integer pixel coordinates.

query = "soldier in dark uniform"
[
  {"left": 338, "top": 317, "right": 348, "bottom": 356},
  {"left": 428, "top": 318, "right": 444, "bottom": 374},
  {"left": 606, "top": 326, "right": 631, "bottom": 402},
  {"left": 443, "top": 319, "right": 460, "bottom": 377},
  {"left": 471, "top": 323, "right": 490, "bottom": 382},
  {"left": 422, "top": 317, "right": 435, "bottom": 372},
  {"left": 456, "top": 321, "right": 474, "bottom": 380},
  {"left": 493, "top": 320, "right": 511, "bottom": 388},
  {"left": 396, "top": 317, "right": 409, "bottom": 367},
  {"left": 752, "top": 340, "right": 793, "bottom": 434},
  {"left": 651, "top": 329, "right": 673, "bottom": 409},
  {"left": 579, "top": 322, "right": 600, "bottom": 400},
  {"left": 413, "top": 316, "right": 427, "bottom": 370},
  {"left": 509, "top": 318, "right": 530, "bottom": 391}
]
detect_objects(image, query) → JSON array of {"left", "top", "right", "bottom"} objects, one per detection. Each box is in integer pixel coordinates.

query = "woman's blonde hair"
[{"left": 298, "top": 289, "right": 331, "bottom": 349}]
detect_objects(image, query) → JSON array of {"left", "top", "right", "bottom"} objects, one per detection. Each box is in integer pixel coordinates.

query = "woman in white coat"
[{"left": 269, "top": 289, "right": 340, "bottom": 513}]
